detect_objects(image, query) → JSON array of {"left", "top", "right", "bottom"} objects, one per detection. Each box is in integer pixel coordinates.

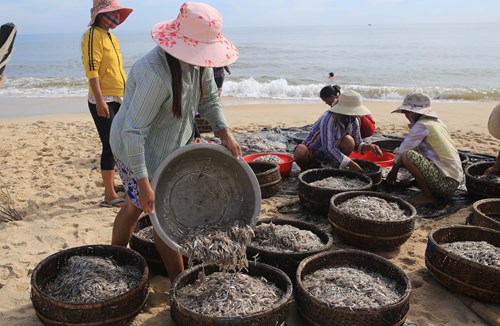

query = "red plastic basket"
[
  {"left": 349, "top": 151, "right": 394, "bottom": 167},
  {"left": 243, "top": 152, "right": 294, "bottom": 177}
]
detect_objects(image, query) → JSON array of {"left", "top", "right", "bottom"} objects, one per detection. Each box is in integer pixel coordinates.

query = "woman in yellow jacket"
[{"left": 82, "top": 0, "right": 132, "bottom": 208}]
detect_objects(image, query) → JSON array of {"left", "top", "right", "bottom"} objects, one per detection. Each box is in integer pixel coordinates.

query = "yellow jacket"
[{"left": 81, "top": 27, "right": 126, "bottom": 96}]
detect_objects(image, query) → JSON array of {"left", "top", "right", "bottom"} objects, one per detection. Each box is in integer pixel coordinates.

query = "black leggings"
[{"left": 88, "top": 101, "right": 120, "bottom": 171}]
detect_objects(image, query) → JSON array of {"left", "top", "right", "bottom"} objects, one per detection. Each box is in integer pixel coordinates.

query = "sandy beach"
[{"left": 0, "top": 96, "right": 499, "bottom": 326}]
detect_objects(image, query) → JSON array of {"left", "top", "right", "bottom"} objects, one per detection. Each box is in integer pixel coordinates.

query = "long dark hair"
[{"left": 166, "top": 52, "right": 205, "bottom": 118}]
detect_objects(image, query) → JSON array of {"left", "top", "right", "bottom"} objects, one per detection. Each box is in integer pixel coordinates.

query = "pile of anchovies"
[
  {"left": 309, "top": 176, "right": 368, "bottom": 190},
  {"left": 42, "top": 255, "right": 142, "bottom": 303},
  {"left": 177, "top": 271, "right": 284, "bottom": 317},
  {"left": 179, "top": 223, "right": 254, "bottom": 273},
  {"left": 337, "top": 196, "right": 408, "bottom": 221},
  {"left": 441, "top": 241, "right": 500, "bottom": 268},
  {"left": 302, "top": 266, "right": 403, "bottom": 309},
  {"left": 251, "top": 222, "right": 324, "bottom": 253},
  {"left": 135, "top": 225, "right": 154, "bottom": 242}
]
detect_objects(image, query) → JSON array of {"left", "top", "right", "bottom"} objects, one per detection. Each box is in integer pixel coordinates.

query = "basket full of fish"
[
  {"left": 170, "top": 261, "right": 293, "bottom": 326},
  {"left": 248, "top": 161, "right": 282, "bottom": 198},
  {"left": 30, "top": 245, "right": 149, "bottom": 326},
  {"left": 246, "top": 217, "right": 334, "bottom": 282},
  {"left": 469, "top": 198, "right": 500, "bottom": 231},
  {"left": 465, "top": 161, "right": 500, "bottom": 198},
  {"left": 328, "top": 191, "right": 417, "bottom": 250},
  {"left": 295, "top": 249, "right": 411, "bottom": 326},
  {"left": 425, "top": 225, "right": 500, "bottom": 303},
  {"left": 298, "top": 168, "right": 373, "bottom": 215}
]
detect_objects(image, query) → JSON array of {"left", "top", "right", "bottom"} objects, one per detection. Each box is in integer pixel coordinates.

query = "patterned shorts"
[
  {"left": 403, "top": 150, "right": 459, "bottom": 199},
  {"left": 115, "top": 158, "right": 142, "bottom": 210}
]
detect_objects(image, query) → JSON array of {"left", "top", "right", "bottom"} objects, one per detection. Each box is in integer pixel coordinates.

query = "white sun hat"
[{"left": 328, "top": 90, "right": 371, "bottom": 116}]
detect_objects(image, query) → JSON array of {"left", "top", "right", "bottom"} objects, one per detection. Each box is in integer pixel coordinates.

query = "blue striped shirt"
[
  {"left": 110, "top": 46, "right": 229, "bottom": 179},
  {"left": 302, "top": 111, "right": 363, "bottom": 168}
]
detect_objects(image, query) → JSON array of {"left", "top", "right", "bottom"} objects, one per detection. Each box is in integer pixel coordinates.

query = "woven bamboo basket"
[
  {"left": 248, "top": 161, "right": 282, "bottom": 198},
  {"left": 328, "top": 191, "right": 416, "bottom": 250},
  {"left": 31, "top": 245, "right": 149, "bottom": 326},
  {"left": 246, "top": 218, "right": 334, "bottom": 283},
  {"left": 425, "top": 225, "right": 500, "bottom": 303},
  {"left": 170, "top": 261, "right": 293, "bottom": 326},
  {"left": 470, "top": 198, "right": 500, "bottom": 231},
  {"left": 353, "top": 159, "right": 382, "bottom": 186},
  {"left": 298, "top": 168, "right": 373, "bottom": 216},
  {"left": 295, "top": 249, "right": 411, "bottom": 326},
  {"left": 195, "top": 117, "right": 213, "bottom": 134},
  {"left": 465, "top": 161, "right": 500, "bottom": 198}
]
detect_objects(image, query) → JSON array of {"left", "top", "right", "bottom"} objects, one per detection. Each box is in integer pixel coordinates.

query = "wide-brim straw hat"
[
  {"left": 151, "top": 2, "right": 239, "bottom": 67},
  {"left": 328, "top": 90, "right": 371, "bottom": 116},
  {"left": 392, "top": 93, "right": 439, "bottom": 119},
  {"left": 488, "top": 102, "right": 500, "bottom": 140},
  {"left": 88, "top": 0, "right": 133, "bottom": 27}
]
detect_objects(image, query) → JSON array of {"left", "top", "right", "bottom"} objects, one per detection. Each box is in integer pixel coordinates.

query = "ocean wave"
[{"left": 1, "top": 76, "right": 499, "bottom": 102}]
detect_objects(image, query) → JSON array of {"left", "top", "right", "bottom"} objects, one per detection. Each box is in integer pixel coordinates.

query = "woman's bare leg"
[
  {"left": 153, "top": 230, "right": 185, "bottom": 283},
  {"left": 111, "top": 196, "right": 142, "bottom": 246},
  {"left": 401, "top": 155, "right": 435, "bottom": 205}
]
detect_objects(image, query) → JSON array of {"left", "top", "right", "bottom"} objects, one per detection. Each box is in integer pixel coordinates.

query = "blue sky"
[{"left": 2, "top": 0, "right": 500, "bottom": 35}]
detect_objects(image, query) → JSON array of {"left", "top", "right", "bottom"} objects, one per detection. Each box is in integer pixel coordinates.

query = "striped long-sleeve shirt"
[
  {"left": 110, "top": 46, "right": 228, "bottom": 179},
  {"left": 302, "top": 111, "right": 364, "bottom": 168}
]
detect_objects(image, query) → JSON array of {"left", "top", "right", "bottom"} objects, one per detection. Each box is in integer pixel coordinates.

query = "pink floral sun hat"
[
  {"left": 88, "top": 0, "right": 133, "bottom": 27},
  {"left": 151, "top": 2, "right": 239, "bottom": 67}
]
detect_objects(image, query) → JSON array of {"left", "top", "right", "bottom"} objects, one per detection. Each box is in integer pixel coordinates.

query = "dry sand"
[{"left": 0, "top": 96, "right": 499, "bottom": 325}]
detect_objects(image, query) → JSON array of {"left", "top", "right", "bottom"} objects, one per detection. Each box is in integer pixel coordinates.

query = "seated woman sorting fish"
[
  {"left": 386, "top": 93, "right": 463, "bottom": 205},
  {"left": 294, "top": 90, "right": 382, "bottom": 172}
]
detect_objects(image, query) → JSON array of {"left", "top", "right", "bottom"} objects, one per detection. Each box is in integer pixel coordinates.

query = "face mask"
[{"left": 101, "top": 12, "right": 120, "bottom": 29}]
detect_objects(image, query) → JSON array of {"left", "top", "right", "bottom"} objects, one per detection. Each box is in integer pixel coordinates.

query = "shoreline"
[{"left": 0, "top": 96, "right": 498, "bottom": 155}]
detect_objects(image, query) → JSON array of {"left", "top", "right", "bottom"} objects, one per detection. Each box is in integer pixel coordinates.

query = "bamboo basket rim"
[{"left": 472, "top": 198, "right": 500, "bottom": 226}]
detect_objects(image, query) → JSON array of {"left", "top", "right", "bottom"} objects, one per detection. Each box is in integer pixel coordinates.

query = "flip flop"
[{"left": 99, "top": 197, "right": 125, "bottom": 208}]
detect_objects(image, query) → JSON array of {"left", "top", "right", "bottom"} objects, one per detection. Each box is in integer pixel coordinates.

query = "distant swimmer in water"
[{"left": 329, "top": 72, "right": 336, "bottom": 79}]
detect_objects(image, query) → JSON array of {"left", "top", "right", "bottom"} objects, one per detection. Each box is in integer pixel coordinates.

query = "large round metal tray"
[{"left": 150, "top": 143, "right": 261, "bottom": 252}]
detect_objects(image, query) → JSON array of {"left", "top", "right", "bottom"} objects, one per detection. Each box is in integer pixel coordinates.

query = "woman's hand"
[
  {"left": 96, "top": 100, "right": 110, "bottom": 118},
  {"left": 363, "top": 144, "right": 383, "bottom": 157},
  {"left": 137, "top": 178, "right": 155, "bottom": 214},
  {"left": 386, "top": 167, "right": 399, "bottom": 185},
  {"left": 347, "top": 160, "right": 363, "bottom": 172},
  {"left": 218, "top": 128, "right": 242, "bottom": 159}
]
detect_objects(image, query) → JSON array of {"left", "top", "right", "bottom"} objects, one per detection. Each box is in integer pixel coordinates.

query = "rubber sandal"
[{"left": 99, "top": 197, "right": 125, "bottom": 208}]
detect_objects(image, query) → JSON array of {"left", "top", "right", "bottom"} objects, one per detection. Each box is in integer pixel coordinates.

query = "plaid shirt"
[{"left": 302, "top": 111, "right": 364, "bottom": 168}]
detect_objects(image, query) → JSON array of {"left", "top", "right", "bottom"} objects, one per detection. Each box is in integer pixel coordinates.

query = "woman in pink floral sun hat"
[
  {"left": 81, "top": 0, "right": 132, "bottom": 208},
  {"left": 109, "top": 2, "right": 241, "bottom": 283}
]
